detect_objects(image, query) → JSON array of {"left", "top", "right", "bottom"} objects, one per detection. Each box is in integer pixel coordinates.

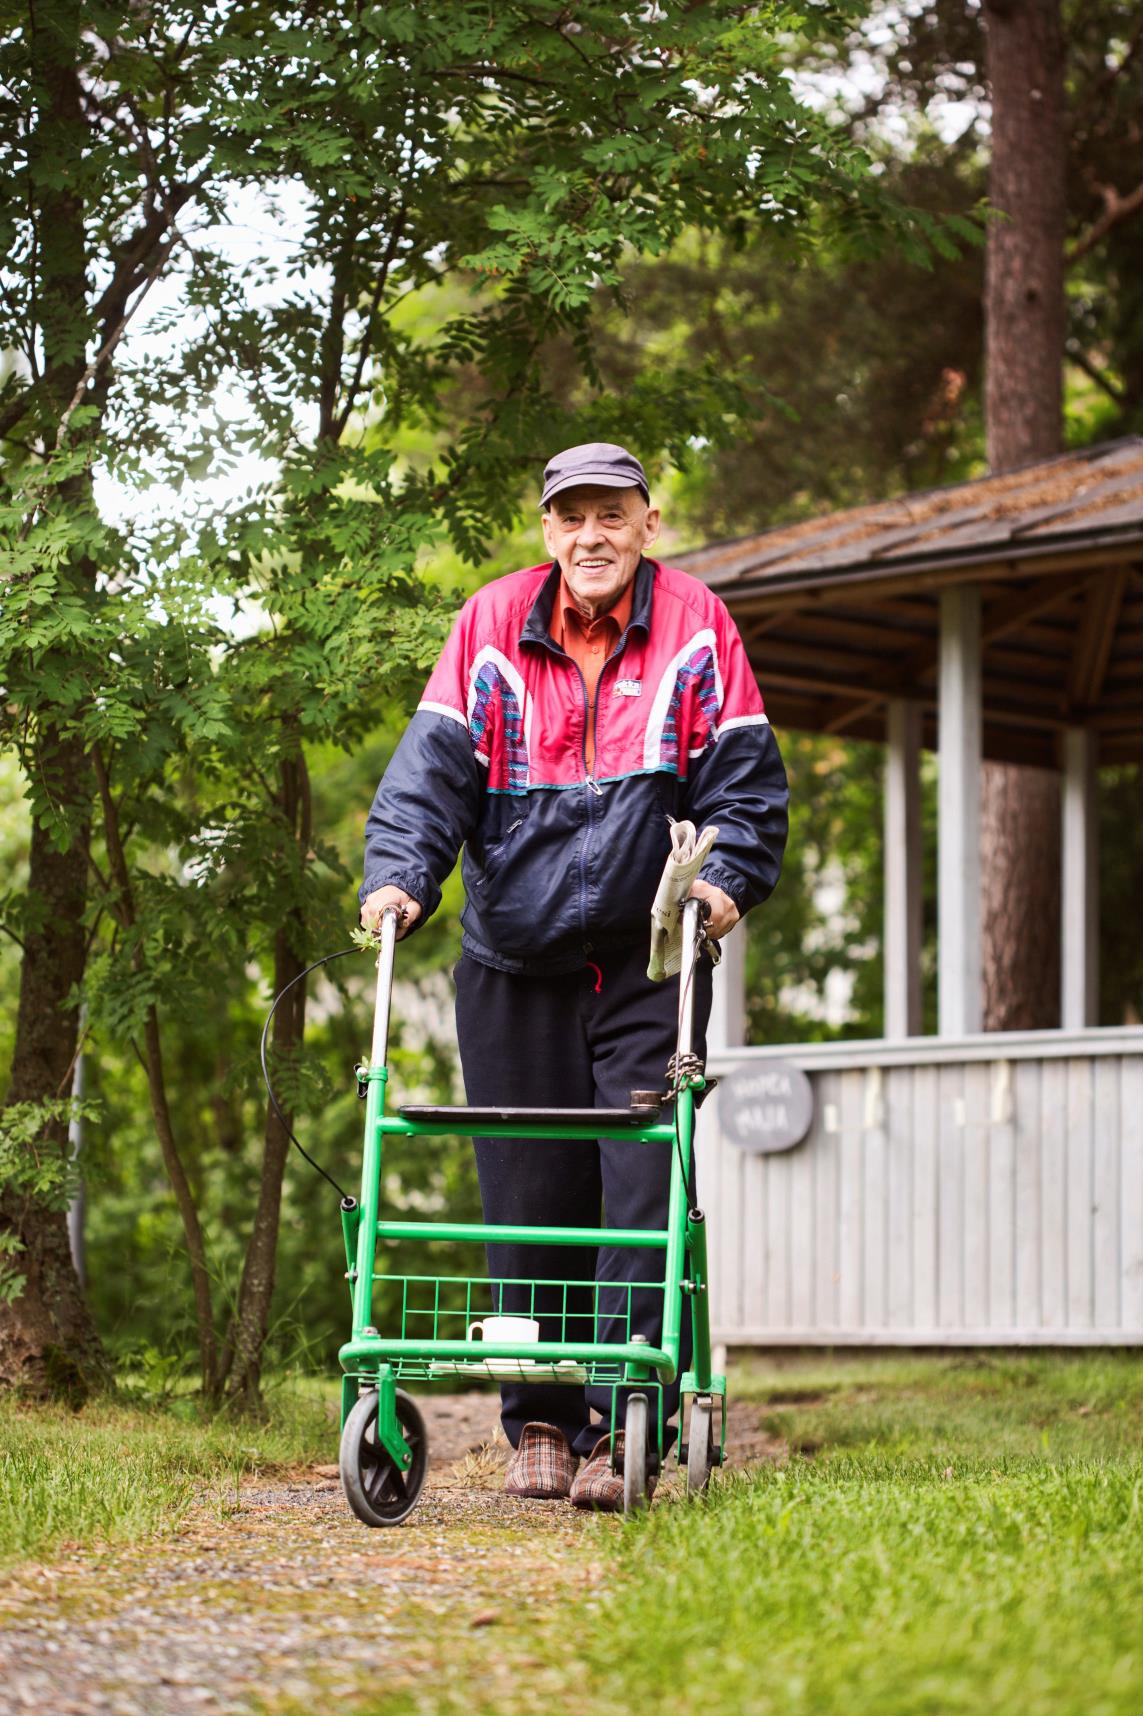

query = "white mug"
[{"left": 467, "top": 1314, "right": 540, "bottom": 1344}]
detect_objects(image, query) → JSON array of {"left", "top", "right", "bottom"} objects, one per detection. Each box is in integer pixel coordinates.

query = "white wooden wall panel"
[
  {"left": 770, "top": 1148, "right": 792, "bottom": 1328},
  {"left": 911, "top": 1064, "right": 939, "bottom": 1330},
  {"left": 886, "top": 1065, "right": 914, "bottom": 1329},
  {"left": 1013, "top": 1057, "right": 1042, "bottom": 1330},
  {"left": 838, "top": 1070, "right": 864, "bottom": 1330},
  {"left": 704, "top": 1035, "right": 1143, "bottom": 1345},
  {"left": 963, "top": 1061, "right": 991, "bottom": 1331},
  {"left": 813, "top": 1080, "right": 840, "bottom": 1330},
  {"left": 1065, "top": 1057, "right": 1094, "bottom": 1330},
  {"left": 1091, "top": 1055, "right": 1119, "bottom": 1329},
  {"left": 1121, "top": 1058, "right": 1143, "bottom": 1329},
  {"left": 937, "top": 1061, "right": 963, "bottom": 1329},
  {"left": 863, "top": 1072, "right": 888, "bottom": 1329},
  {"left": 1039, "top": 1057, "right": 1067, "bottom": 1330},
  {"left": 742, "top": 1139, "right": 766, "bottom": 1332},
  {"left": 789, "top": 1119, "right": 815, "bottom": 1332},
  {"left": 988, "top": 1062, "right": 1016, "bottom": 1330}
]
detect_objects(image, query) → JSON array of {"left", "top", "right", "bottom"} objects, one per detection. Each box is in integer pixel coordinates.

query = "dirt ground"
[{"left": 0, "top": 1395, "right": 782, "bottom": 1716}]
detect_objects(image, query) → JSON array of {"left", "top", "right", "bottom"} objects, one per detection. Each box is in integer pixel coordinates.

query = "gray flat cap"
[{"left": 540, "top": 441, "right": 650, "bottom": 508}]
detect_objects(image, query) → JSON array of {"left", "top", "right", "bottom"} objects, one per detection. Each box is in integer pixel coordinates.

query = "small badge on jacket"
[{"left": 614, "top": 679, "right": 642, "bottom": 697}]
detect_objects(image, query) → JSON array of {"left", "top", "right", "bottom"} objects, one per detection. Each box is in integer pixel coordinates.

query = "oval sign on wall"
[{"left": 719, "top": 1060, "right": 813, "bottom": 1154}]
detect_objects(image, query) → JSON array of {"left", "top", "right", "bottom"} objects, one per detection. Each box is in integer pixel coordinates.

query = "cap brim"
[{"left": 540, "top": 470, "right": 650, "bottom": 507}]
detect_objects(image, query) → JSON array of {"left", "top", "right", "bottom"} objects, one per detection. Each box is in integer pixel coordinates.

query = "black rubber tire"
[
  {"left": 623, "top": 1392, "right": 650, "bottom": 1514},
  {"left": 340, "top": 1387, "right": 427, "bottom": 1527},
  {"left": 687, "top": 1396, "right": 715, "bottom": 1496}
]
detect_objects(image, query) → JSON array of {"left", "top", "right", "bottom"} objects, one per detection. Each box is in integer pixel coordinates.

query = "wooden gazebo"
[
  {"left": 678, "top": 437, "right": 1143, "bottom": 1349},
  {"left": 681, "top": 435, "right": 1143, "bottom": 765}
]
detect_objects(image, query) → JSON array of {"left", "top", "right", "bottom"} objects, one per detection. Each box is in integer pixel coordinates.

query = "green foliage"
[
  {"left": 1, "top": 0, "right": 965, "bottom": 1380},
  {"left": 0, "top": 1098, "right": 96, "bottom": 1303},
  {"left": 744, "top": 733, "right": 938, "bottom": 1042},
  {"left": 590, "top": 1, "right": 1143, "bottom": 544}
]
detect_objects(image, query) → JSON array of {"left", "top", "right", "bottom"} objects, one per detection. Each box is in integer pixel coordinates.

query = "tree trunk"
[
  {"left": 980, "top": 0, "right": 1067, "bottom": 1031},
  {"left": 984, "top": 0, "right": 1066, "bottom": 471},
  {"left": 222, "top": 754, "right": 311, "bottom": 1408},
  {"left": 981, "top": 765, "right": 1062, "bottom": 1029},
  {"left": 0, "top": 756, "right": 105, "bottom": 1397},
  {"left": 0, "top": 0, "right": 106, "bottom": 1397},
  {"left": 1, "top": 748, "right": 100, "bottom": 1385}
]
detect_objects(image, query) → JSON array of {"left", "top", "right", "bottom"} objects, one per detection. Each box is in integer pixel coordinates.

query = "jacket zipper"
[
  {"left": 534, "top": 629, "right": 625, "bottom": 948},
  {"left": 570, "top": 657, "right": 595, "bottom": 942},
  {"left": 580, "top": 637, "right": 631, "bottom": 941}
]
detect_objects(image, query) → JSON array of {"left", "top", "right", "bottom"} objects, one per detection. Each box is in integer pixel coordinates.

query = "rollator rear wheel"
[
  {"left": 687, "top": 1396, "right": 715, "bottom": 1495},
  {"left": 623, "top": 1393, "right": 650, "bottom": 1514},
  {"left": 340, "top": 1387, "right": 427, "bottom": 1526}
]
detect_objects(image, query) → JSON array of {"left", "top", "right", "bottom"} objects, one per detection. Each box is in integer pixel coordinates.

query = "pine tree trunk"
[
  {"left": 981, "top": 766, "right": 1062, "bottom": 1029},
  {"left": 980, "top": 0, "right": 1067, "bottom": 1031},
  {"left": 984, "top": 0, "right": 1066, "bottom": 471},
  {"left": 222, "top": 755, "right": 311, "bottom": 1408}
]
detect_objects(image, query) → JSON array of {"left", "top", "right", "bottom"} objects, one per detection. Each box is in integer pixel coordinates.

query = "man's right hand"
[{"left": 360, "top": 886, "right": 422, "bottom": 940}]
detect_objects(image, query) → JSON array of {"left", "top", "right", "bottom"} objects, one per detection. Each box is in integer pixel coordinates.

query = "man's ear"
[
  {"left": 541, "top": 510, "right": 557, "bottom": 559},
  {"left": 642, "top": 506, "right": 662, "bottom": 548}
]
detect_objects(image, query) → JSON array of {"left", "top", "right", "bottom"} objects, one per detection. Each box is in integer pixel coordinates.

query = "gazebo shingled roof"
[{"left": 676, "top": 436, "right": 1143, "bottom": 767}]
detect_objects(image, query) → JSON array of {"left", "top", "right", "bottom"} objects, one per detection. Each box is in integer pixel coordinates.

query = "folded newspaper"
[{"left": 647, "top": 820, "right": 720, "bottom": 982}]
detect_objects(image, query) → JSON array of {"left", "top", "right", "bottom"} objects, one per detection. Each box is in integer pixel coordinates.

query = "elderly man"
[{"left": 361, "top": 442, "right": 787, "bottom": 1509}]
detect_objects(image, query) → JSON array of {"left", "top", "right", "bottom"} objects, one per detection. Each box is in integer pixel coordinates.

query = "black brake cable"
[
  {"left": 260, "top": 947, "right": 360, "bottom": 1202},
  {"left": 669, "top": 917, "right": 709, "bottom": 1199}
]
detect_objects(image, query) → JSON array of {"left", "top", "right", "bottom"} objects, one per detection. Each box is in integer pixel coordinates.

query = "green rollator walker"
[{"left": 336, "top": 896, "right": 726, "bottom": 1524}]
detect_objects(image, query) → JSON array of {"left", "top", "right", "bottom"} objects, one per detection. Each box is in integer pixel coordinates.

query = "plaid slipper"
[
  {"left": 504, "top": 1422, "right": 578, "bottom": 1499},
  {"left": 570, "top": 1432, "right": 658, "bottom": 1513}
]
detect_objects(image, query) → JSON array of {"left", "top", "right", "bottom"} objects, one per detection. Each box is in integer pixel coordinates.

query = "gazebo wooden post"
[
  {"left": 884, "top": 699, "right": 923, "bottom": 1037},
  {"left": 1060, "top": 727, "right": 1099, "bottom": 1028},
  {"left": 938, "top": 586, "right": 983, "bottom": 1035},
  {"left": 708, "top": 919, "right": 747, "bottom": 1055}
]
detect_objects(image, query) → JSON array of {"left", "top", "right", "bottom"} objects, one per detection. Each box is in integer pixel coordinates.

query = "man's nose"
[{"left": 576, "top": 517, "right": 606, "bottom": 547}]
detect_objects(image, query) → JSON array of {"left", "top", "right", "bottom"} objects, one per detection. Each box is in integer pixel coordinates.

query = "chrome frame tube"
[
  {"left": 369, "top": 907, "right": 400, "bottom": 1070},
  {"left": 677, "top": 896, "right": 702, "bottom": 1059}
]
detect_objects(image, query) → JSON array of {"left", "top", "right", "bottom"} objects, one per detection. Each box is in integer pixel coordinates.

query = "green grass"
[
  {"left": 0, "top": 1376, "right": 332, "bottom": 1567},
  {"left": 8, "top": 1354, "right": 1143, "bottom": 1715},
  {"left": 733, "top": 1350, "right": 1143, "bottom": 1460},
  {"left": 371, "top": 1354, "right": 1143, "bottom": 1716}
]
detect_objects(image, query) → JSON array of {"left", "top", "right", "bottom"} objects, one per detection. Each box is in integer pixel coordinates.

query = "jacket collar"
[{"left": 521, "top": 555, "right": 655, "bottom": 649}]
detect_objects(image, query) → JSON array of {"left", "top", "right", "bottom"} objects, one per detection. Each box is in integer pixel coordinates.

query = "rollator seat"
[{"left": 398, "top": 1101, "right": 662, "bottom": 1129}]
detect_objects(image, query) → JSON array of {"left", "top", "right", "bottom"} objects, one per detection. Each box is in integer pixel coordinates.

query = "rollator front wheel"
[
  {"left": 686, "top": 1396, "right": 715, "bottom": 1495},
  {"left": 340, "top": 1387, "right": 427, "bottom": 1527},
  {"left": 623, "top": 1393, "right": 650, "bottom": 1514}
]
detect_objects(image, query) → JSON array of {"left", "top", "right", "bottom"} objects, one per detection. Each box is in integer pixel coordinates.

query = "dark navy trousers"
[{"left": 453, "top": 944, "right": 712, "bottom": 1459}]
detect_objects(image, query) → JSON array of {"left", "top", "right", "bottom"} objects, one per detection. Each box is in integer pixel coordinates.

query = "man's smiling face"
[{"left": 541, "top": 484, "right": 661, "bottom": 620}]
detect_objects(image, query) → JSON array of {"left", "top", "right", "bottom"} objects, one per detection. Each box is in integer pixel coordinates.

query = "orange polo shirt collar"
[{"left": 550, "top": 573, "right": 635, "bottom": 772}]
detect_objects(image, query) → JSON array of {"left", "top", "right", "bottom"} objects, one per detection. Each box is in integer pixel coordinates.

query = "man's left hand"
[{"left": 689, "top": 879, "right": 740, "bottom": 939}]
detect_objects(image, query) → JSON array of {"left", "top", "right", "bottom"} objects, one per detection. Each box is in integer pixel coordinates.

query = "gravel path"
[{"left": 0, "top": 1395, "right": 780, "bottom": 1715}]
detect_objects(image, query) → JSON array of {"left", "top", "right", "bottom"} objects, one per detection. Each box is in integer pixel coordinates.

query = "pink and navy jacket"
[{"left": 361, "top": 556, "right": 788, "bottom": 973}]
